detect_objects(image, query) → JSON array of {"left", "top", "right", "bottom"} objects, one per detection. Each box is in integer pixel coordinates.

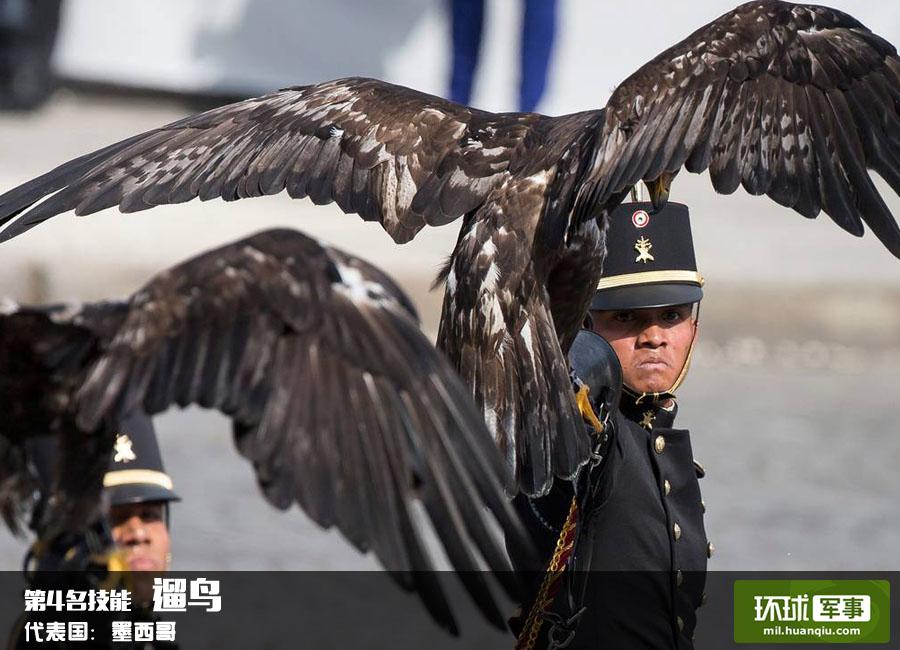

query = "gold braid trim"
[
  {"left": 514, "top": 382, "right": 606, "bottom": 649},
  {"left": 515, "top": 496, "right": 580, "bottom": 650}
]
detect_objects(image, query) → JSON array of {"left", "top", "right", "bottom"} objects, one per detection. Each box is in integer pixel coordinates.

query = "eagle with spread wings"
[{"left": 0, "top": 0, "right": 898, "bottom": 632}]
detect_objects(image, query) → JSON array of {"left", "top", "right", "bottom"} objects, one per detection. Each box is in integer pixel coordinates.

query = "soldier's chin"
[
  {"left": 628, "top": 370, "right": 674, "bottom": 395},
  {"left": 128, "top": 556, "right": 162, "bottom": 572}
]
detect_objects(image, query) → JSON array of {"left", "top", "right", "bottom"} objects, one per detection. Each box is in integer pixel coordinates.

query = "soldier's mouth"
[
  {"left": 127, "top": 555, "right": 160, "bottom": 571},
  {"left": 637, "top": 357, "right": 668, "bottom": 368}
]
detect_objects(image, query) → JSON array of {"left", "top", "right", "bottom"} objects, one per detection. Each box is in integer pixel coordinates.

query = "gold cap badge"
[
  {"left": 113, "top": 434, "right": 137, "bottom": 464},
  {"left": 634, "top": 236, "right": 655, "bottom": 263}
]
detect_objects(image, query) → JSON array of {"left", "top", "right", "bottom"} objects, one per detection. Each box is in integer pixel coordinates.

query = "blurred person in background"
[
  {"left": 8, "top": 410, "right": 179, "bottom": 648},
  {"left": 511, "top": 202, "right": 710, "bottom": 649},
  {"left": 104, "top": 410, "right": 180, "bottom": 576},
  {"left": 0, "top": 0, "right": 62, "bottom": 110},
  {"left": 25, "top": 409, "right": 179, "bottom": 576},
  {"left": 448, "top": 0, "right": 556, "bottom": 112}
]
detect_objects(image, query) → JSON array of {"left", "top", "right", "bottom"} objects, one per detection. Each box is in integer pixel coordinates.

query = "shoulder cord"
[
  {"left": 515, "top": 496, "right": 579, "bottom": 650},
  {"left": 515, "top": 384, "right": 609, "bottom": 650}
]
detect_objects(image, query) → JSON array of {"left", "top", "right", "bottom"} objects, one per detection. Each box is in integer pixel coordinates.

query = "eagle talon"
[
  {"left": 575, "top": 384, "right": 605, "bottom": 435},
  {"left": 644, "top": 170, "right": 678, "bottom": 212}
]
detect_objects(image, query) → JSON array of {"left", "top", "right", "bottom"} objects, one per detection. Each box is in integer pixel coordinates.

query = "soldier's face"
[
  {"left": 110, "top": 501, "right": 171, "bottom": 572},
  {"left": 589, "top": 304, "right": 697, "bottom": 394}
]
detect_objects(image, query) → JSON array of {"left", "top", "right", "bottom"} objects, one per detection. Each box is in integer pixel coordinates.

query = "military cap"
[
  {"left": 104, "top": 411, "right": 180, "bottom": 506},
  {"left": 591, "top": 202, "right": 704, "bottom": 310}
]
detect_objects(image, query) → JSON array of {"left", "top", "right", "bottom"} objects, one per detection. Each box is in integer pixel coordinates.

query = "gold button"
[
  {"left": 701, "top": 499, "right": 706, "bottom": 513},
  {"left": 676, "top": 569, "right": 684, "bottom": 587},
  {"left": 707, "top": 541, "right": 716, "bottom": 558},
  {"left": 673, "top": 522, "right": 682, "bottom": 541},
  {"left": 664, "top": 479, "right": 671, "bottom": 496},
  {"left": 700, "top": 592, "right": 708, "bottom": 607},
  {"left": 677, "top": 616, "right": 684, "bottom": 632},
  {"left": 654, "top": 435, "right": 666, "bottom": 454}
]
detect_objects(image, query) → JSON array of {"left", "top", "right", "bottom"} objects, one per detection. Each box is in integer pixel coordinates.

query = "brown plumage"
[
  {"left": 0, "top": 0, "right": 897, "bottom": 526},
  {"left": 0, "top": 230, "right": 535, "bottom": 633}
]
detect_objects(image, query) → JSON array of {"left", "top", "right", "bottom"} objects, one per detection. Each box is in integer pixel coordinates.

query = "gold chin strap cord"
[{"left": 630, "top": 303, "right": 701, "bottom": 405}]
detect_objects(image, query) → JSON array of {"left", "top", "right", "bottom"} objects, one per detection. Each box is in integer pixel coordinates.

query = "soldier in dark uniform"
[
  {"left": 104, "top": 411, "right": 180, "bottom": 575},
  {"left": 510, "top": 202, "right": 712, "bottom": 650},
  {"left": 23, "top": 410, "right": 180, "bottom": 574},
  {"left": 9, "top": 411, "right": 180, "bottom": 648}
]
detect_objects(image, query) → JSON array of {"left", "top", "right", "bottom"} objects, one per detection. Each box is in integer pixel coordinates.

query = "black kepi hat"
[
  {"left": 591, "top": 202, "right": 704, "bottom": 310},
  {"left": 104, "top": 411, "right": 180, "bottom": 506}
]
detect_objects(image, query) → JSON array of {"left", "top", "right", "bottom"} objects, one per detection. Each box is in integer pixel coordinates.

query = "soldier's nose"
[
  {"left": 638, "top": 325, "right": 665, "bottom": 347},
  {"left": 118, "top": 516, "right": 150, "bottom": 545}
]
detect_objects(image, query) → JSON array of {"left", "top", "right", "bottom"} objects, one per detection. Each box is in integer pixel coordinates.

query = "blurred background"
[{"left": 0, "top": 0, "right": 898, "bottom": 572}]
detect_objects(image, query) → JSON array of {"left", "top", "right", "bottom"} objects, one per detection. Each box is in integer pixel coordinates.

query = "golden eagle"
[{"left": 0, "top": 229, "right": 532, "bottom": 633}]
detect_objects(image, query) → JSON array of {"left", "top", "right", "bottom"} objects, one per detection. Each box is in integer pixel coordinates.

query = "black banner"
[{"left": 0, "top": 572, "right": 896, "bottom": 649}]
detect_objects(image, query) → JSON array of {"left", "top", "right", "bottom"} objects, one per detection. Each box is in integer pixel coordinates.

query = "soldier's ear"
[{"left": 583, "top": 313, "right": 594, "bottom": 330}]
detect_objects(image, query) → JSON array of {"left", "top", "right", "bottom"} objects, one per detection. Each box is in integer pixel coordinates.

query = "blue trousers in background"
[{"left": 448, "top": 0, "right": 557, "bottom": 112}]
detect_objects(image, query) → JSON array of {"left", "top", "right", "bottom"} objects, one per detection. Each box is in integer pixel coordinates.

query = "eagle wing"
[
  {"left": 577, "top": 0, "right": 900, "bottom": 257},
  {"left": 0, "top": 229, "right": 534, "bottom": 634},
  {"left": 0, "top": 78, "right": 535, "bottom": 244},
  {"left": 435, "top": 184, "right": 593, "bottom": 498}
]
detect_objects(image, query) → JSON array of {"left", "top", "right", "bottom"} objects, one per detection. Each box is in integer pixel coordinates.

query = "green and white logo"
[{"left": 734, "top": 580, "right": 890, "bottom": 644}]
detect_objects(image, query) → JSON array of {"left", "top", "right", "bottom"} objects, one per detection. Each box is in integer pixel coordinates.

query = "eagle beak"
[{"left": 644, "top": 170, "right": 678, "bottom": 212}]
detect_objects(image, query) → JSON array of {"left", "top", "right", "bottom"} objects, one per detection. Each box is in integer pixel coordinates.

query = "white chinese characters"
[
  {"left": 754, "top": 595, "right": 872, "bottom": 623},
  {"left": 811, "top": 595, "right": 871, "bottom": 623},
  {"left": 23, "top": 621, "right": 90, "bottom": 643},
  {"left": 111, "top": 621, "right": 176, "bottom": 643},
  {"left": 152, "top": 578, "right": 221, "bottom": 613},
  {"left": 24, "top": 589, "right": 131, "bottom": 612}
]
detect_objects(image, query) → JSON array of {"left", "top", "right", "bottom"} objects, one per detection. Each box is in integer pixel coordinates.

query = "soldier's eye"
[
  {"left": 614, "top": 311, "right": 635, "bottom": 323},
  {"left": 140, "top": 506, "right": 164, "bottom": 523},
  {"left": 662, "top": 310, "right": 682, "bottom": 323}
]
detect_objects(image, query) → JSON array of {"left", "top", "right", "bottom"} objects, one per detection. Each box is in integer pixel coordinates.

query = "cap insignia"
[
  {"left": 114, "top": 434, "right": 137, "bottom": 464},
  {"left": 634, "top": 236, "right": 655, "bottom": 264},
  {"left": 631, "top": 210, "right": 650, "bottom": 228}
]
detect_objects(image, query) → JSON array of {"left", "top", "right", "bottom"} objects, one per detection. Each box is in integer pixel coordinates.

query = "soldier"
[
  {"left": 10, "top": 411, "right": 179, "bottom": 648},
  {"left": 24, "top": 409, "right": 179, "bottom": 574},
  {"left": 104, "top": 411, "right": 180, "bottom": 575},
  {"left": 511, "top": 202, "right": 710, "bottom": 650}
]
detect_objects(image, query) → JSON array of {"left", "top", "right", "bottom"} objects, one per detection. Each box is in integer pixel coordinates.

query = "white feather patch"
[
  {"left": 480, "top": 294, "right": 506, "bottom": 337},
  {"left": 446, "top": 267, "right": 458, "bottom": 297},
  {"left": 481, "top": 239, "right": 498, "bottom": 257},
  {"left": 335, "top": 261, "right": 379, "bottom": 303},
  {"left": 524, "top": 169, "right": 551, "bottom": 187},
  {"left": 481, "top": 262, "right": 501, "bottom": 294},
  {"left": 484, "top": 406, "right": 499, "bottom": 437},
  {"left": 395, "top": 162, "right": 417, "bottom": 214},
  {"left": 519, "top": 320, "right": 539, "bottom": 377}
]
